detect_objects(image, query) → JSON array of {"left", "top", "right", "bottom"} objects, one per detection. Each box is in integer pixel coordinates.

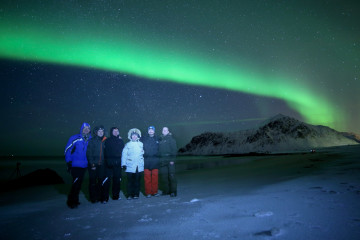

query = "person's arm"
[
  {"left": 64, "top": 136, "right": 77, "bottom": 162},
  {"left": 119, "top": 139, "right": 125, "bottom": 158},
  {"left": 86, "top": 140, "right": 96, "bottom": 169},
  {"left": 103, "top": 139, "right": 108, "bottom": 159},
  {"left": 86, "top": 140, "right": 92, "bottom": 162},
  {"left": 140, "top": 142, "right": 144, "bottom": 155},
  {"left": 64, "top": 136, "right": 76, "bottom": 172},
  {"left": 170, "top": 138, "right": 178, "bottom": 156},
  {"left": 169, "top": 138, "right": 177, "bottom": 164},
  {"left": 121, "top": 144, "right": 128, "bottom": 167}
]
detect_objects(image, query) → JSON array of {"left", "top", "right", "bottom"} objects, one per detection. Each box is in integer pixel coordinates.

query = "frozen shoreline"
[{"left": 1, "top": 145, "right": 360, "bottom": 239}]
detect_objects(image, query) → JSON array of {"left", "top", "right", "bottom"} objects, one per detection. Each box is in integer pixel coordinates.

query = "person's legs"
[
  {"left": 100, "top": 166, "right": 110, "bottom": 203},
  {"left": 169, "top": 162, "right": 177, "bottom": 196},
  {"left": 67, "top": 167, "right": 86, "bottom": 208},
  {"left": 95, "top": 166, "right": 103, "bottom": 201},
  {"left": 159, "top": 163, "right": 170, "bottom": 195},
  {"left": 112, "top": 166, "right": 121, "bottom": 199},
  {"left": 151, "top": 169, "right": 159, "bottom": 195},
  {"left": 127, "top": 172, "right": 134, "bottom": 198},
  {"left": 133, "top": 168, "right": 141, "bottom": 198},
  {"left": 144, "top": 169, "right": 152, "bottom": 196},
  {"left": 88, "top": 167, "right": 98, "bottom": 203}
]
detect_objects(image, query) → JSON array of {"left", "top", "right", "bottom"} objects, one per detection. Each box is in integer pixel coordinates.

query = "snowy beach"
[{"left": 1, "top": 144, "right": 360, "bottom": 240}]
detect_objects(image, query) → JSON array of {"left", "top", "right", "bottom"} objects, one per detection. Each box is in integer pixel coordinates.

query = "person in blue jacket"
[{"left": 64, "top": 122, "right": 92, "bottom": 209}]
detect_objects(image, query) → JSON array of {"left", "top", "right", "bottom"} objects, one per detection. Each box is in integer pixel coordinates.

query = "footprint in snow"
[
  {"left": 254, "top": 211, "right": 274, "bottom": 217},
  {"left": 138, "top": 215, "right": 153, "bottom": 222},
  {"left": 254, "top": 227, "right": 281, "bottom": 236}
]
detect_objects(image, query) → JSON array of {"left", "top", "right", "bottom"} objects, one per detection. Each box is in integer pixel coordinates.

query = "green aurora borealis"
[
  {"left": 0, "top": 22, "right": 338, "bottom": 126},
  {"left": 1, "top": 0, "right": 359, "bottom": 137}
]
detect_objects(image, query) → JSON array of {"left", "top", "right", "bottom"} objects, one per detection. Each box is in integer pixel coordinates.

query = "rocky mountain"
[
  {"left": 341, "top": 132, "right": 360, "bottom": 143},
  {"left": 179, "top": 114, "right": 358, "bottom": 155}
]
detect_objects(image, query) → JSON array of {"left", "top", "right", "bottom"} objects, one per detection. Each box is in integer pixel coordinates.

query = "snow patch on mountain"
[{"left": 179, "top": 114, "right": 358, "bottom": 155}]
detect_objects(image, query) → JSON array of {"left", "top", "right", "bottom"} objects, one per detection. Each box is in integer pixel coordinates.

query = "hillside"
[{"left": 179, "top": 114, "right": 358, "bottom": 155}]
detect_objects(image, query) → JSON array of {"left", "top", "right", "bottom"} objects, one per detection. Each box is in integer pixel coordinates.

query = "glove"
[
  {"left": 66, "top": 161, "right": 72, "bottom": 173},
  {"left": 122, "top": 165, "right": 127, "bottom": 170}
]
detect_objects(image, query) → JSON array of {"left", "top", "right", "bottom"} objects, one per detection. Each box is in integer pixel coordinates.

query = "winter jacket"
[
  {"left": 159, "top": 134, "right": 177, "bottom": 156},
  {"left": 104, "top": 132, "right": 125, "bottom": 167},
  {"left": 64, "top": 123, "right": 92, "bottom": 168},
  {"left": 86, "top": 136, "right": 107, "bottom": 167},
  {"left": 121, "top": 140, "right": 144, "bottom": 173},
  {"left": 141, "top": 135, "right": 160, "bottom": 169},
  {"left": 159, "top": 133, "right": 177, "bottom": 164}
]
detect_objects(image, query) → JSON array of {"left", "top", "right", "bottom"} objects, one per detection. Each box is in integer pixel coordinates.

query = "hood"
[
  {"left": 80, "top": 122, "right": 91, "bottom": 135},
  {"left": 110, "top": 127, "right": 119, "bottom": 137},
  {"left": 93, "top": 125, "right": 105, "bottom": 135},
  {"left": 128, "top": 128, "right": 141, "bottom": 140},
  {"left": 93, "top": 125, "right": 106, "bottom": 141}
]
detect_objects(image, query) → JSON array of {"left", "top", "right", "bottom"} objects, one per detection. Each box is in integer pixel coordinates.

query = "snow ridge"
[{"left": 179, "top": 114, "right": 358, "bottom": 155}]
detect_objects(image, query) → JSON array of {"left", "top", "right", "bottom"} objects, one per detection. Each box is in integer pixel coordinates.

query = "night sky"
[{"left": 1, "top": 0, "right": 359, "bottom": 156}]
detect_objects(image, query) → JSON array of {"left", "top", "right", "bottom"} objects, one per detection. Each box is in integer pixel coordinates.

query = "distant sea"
[
  {"left": 0, "top": 156, "right": 64, "bottom": 183},
  {"left": 0, "top": 155, "right": 259, "bottom": 184},
  {"left": 0, "top": 150, "right": 325, "bottom": 185}
]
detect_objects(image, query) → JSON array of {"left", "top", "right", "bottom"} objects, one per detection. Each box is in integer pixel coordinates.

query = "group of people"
[{"left": 64, "top": 123, "right": 177, "bottom": 209}]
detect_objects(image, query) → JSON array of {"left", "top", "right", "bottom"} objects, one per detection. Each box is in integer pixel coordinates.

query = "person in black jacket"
[
  {"left": 142, "top": 126, "right": 160, "bottom": 198},
  {"left": 159, "top": 127, "right": 178, "bottom": 197},
  {"left": 86, "top": 125, "right": 107, "bottom": 203},
  {"left": 104, "top": 127, "right": 125, "bottom": 200}
]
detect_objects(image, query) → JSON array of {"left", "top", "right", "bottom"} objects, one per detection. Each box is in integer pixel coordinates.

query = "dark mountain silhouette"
[
  {"left": 179, "top": 114, "right": 358, "bottom": 155},
  {"left": 2, "top": 168, "right": 64, "bottom": 192}
]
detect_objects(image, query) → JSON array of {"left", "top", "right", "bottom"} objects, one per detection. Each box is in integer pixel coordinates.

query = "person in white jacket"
[{"left": 121, "top": 128, "right": 144, "bottom": 199}]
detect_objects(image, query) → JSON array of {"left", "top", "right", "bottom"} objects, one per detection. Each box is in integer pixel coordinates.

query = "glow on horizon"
[{"left": 0, "top": 21, "right": 344, "bottom": 130}]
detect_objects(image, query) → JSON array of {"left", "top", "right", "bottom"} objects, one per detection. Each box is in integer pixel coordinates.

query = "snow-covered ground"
[{"left": 1, "top": 145, "right": 360, "bottom": 240}]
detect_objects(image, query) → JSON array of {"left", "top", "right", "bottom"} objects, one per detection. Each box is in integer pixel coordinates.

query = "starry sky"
[{"left": 0, "top": 0, "right": 359, "bottom": 156}]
